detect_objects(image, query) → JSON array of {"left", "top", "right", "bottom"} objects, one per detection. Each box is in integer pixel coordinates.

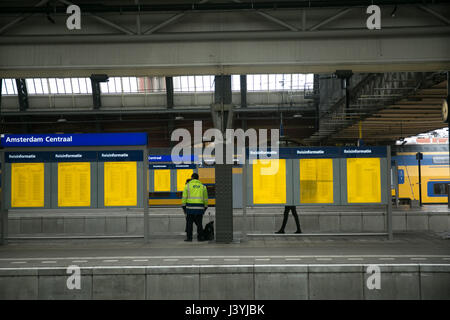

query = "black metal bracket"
[{"left": 90, "top": 74, "right": 109, "bottom": 109}]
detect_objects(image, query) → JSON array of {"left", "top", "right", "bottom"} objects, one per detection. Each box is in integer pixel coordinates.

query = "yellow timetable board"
[
  {"left": 154, "top": 169, "right": 171, "bottom": 192},
  {"left": 177, "top": 169, "right": 193, "bottom": 191},
  {"left": 347, "top": 158, "right": 381, "bottom": 203},
  {"left": 104, "top": 162, "right": 137, "bottom": 206},
  {"left": 58, "top": 162, "right": 91, "bottom": 207},
  {"left": 300, "top": 159, "right": 334, "bottom": 203},
  {"left": 11, "top": 163, "right": 45, "bottom": 207},
  {"left": 252, "top": 159, "right": 286, "bottom": 204}
]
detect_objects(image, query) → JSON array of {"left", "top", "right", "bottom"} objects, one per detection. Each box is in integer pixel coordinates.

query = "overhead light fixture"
[
  {"left": 293, "top": 114, "right": 303, "bottom": 118},
  {"left": 175, "top": 116, "right": 184, "bottom": 120},
  {"left": 56, "top": 116, "right": 67, "bottom": 123}
]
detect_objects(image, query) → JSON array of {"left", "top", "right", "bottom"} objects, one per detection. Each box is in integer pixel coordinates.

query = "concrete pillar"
[{"left": 213, "top": 75, "right": 233, "bottom": 243}]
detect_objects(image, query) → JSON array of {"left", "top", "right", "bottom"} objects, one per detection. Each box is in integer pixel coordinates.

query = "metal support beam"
[
  {"left": 135, "top": 0, "right": 141, "bottom": 35},
  {"left": 144, "top": 0, "right": 209, "bottom": 35},
  {"left": 309, "top": 8, "right": 352, "bottom": 31},
  {"left": 0, "top": 0, "right": 49, "bottom": 35},
  {"left": 418, "top": 5, "right": 450, "bottom": 25},
  {"left": 0, "top": 150, "right": 5, "bottom": 245},
  {"left": 143, "top": 147, "right": 149, "bottom": 243},
  {"left": 255, "top": 11, "right": 299, "bottom": 31},
  {"left": 15, "top": 78, "right": 28, "bottom": 111},
  {"left": 240, "top": 75, "right": 247, "bottom": 108},
  {"left": 144, "top": 12, "right": 186, "bottom": 34},
  {"left": 387, "top": 146, "right": 393, "bottom": 240},
  {"left": 232, "top": 0, "right": 299, "bottom": 31},
  {"left": 213, "top": 75, "right": 233, "bottom": 131},
  {"left": 165, "top": 76, "right": 174, "bottom": 109}
]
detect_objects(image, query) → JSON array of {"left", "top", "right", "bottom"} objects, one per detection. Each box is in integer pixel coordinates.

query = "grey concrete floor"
[{"left": 0, "top": 232, "right": 449, "bottom": 268}]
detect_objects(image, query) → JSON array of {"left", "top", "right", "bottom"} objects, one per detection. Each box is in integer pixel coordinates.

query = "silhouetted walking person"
[{"left": 276, "top": 206, "right": 302, "bottom": 234}]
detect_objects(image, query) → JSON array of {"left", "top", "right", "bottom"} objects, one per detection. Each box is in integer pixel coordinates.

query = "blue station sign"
[{"left": 1, "top": 133, "right": 148, "bottom": 147}]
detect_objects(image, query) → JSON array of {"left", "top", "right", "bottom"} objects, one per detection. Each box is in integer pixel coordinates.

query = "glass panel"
[
  {"left": 231, "top": 75, "right": 241, "bottom": 91},
  {"left": 41, "top": 78, "right": 49, "bottom": 94},
  {"left": 180, "top": 76, "right": 189, "bottom": 92},
  {"left": 49, "top": 78, "right": 58, "bottom": 94},
  {"left": 78, "top": 78, "right": 88, "bottom": 93},
  {"left": 26, "top": 79, "right": 36, "bottom": 94},
  {"left": 130, "top": 77, "right": 138, "bottom": 93},
  {"left": 71, "top": 78, "right": 80, "bottom": 94},
  {"left": 114, "top": 77, "right": 122, "bottom": 93},
  {"left": 86, "top": 78, "right": 92, "bottom": 93},
  {"left": 100, "top": 82, "right": 109, "bottom": 93},
  {"left": 34, "top": 79, "right": 44, "bottom": 94},
  {"left": 122, "top": 77, "right": 131, "bottom": 93},
  {"left": 64, "top": 78, "right": 72, "bottom": 94},
  {"left": 7, "top": 79, "right": 18, "bottom": 94}
]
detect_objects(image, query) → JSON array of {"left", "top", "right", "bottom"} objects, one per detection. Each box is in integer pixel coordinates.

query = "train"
[{"left": 392, "top": 144, "right": 449, "bottom": 205}]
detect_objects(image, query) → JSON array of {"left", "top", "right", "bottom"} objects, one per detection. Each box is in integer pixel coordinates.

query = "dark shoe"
[
  {"left": 184, "top": 239, "right": 192, "bottom": 242},
  {"left": 275, "top": 230, "right": 285, "bottom": 234},
  {"left": 295, "top": 230, "right": 302, "bottom": 234}
]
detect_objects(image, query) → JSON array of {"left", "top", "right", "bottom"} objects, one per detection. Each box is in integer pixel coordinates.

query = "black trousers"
[
  {"left": 186, "top": 214, "right": 203, "bottom": 241},
  {"left": 279, "top": 206, "right": 301, "bottom": 231}
]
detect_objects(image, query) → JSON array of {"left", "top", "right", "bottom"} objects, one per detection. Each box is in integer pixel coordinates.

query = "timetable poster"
[
  {"left": 252, "top": 159, "right": 286, "bottom": 204},
  {"left": 347, "top": 158, "right": 381, "bottom": 203},
  {"left": 58, "top": 162, "right": 91, "bottom": 207},
  {"left": 104, "top": 162, "right": 137, "bottom": 206},
  {"left": 11, "top": 163, "right": 45, "bottom": 207},
  {"left": 177, "top": 169, "right": 193, "bottom": 191},
  {"left": 300, "top": 159, "right": 334, "bottom": 204},
  {"left": 154, "top": 169, "right": 171, "bottom": 192}
]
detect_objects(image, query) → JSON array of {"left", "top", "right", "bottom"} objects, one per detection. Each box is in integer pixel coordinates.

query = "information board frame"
[
  {"left": 243, "top": 146, "right": 393, "bottom": 240},
  {"left": 0, "top": 133, "right": 149, "bottom": 244}
]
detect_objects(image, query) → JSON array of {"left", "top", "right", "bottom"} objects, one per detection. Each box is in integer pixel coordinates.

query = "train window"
[
  {"left": 433, "top": 183, "right": 448, "bottom": 195},
  {"left": 432, "top": 156, "right": 449, "bottom": 165}
]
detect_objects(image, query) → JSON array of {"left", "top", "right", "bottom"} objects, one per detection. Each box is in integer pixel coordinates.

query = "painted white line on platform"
[
  {"left": 193, "top": 259, "right": 209, "bottom": 262},
  {"left": 316, "top": 258, "right": 333, "bottom": 261},
  {"left": 42, "top": 261, "right": 56, "bottom": 264},
  {"left": 72, "top": 260, "right": 88, "bottom": 263},
  {"left": 11, "top": 261, "right": 27, "bottom": 264},
  {"left": 103, "top": 260, "right": 119, "bottom": 263},
  {"left": 347, "top": 258, "right": 364, "bottom": 261},
  {"left": 133, "top": 259, "right": 148, "bottom": 262},
  {"left": 255, "top": 259, "right": 270, "bottom": 261},
  {"left": 379, "top": 258, "right": 395, "bottom": 261},
  {"left": 224, "top": 259, "right": 240, "bottom": 262},
  {"left": 286, "top": 258, "right": 302, "bottom": 261},
  {"left": 1, "top": 255, "right": 449, "bottom": 261}
]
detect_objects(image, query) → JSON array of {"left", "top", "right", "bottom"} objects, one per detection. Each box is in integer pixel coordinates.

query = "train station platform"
[
  {"left": 4, "top": 205, "right": 449, "bottom": 239},
  {"left": 0, "top": 232, "right": 449, "bottom": 300}
]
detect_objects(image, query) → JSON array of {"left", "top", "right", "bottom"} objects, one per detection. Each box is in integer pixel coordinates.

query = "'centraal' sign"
[{"left": 0, "top": 133, "right": 148, "bottom": 147}]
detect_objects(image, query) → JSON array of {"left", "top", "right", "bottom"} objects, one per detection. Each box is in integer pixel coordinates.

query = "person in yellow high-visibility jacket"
[{"left": 182, "top": 173, "right": 208, "bottom": 242}]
